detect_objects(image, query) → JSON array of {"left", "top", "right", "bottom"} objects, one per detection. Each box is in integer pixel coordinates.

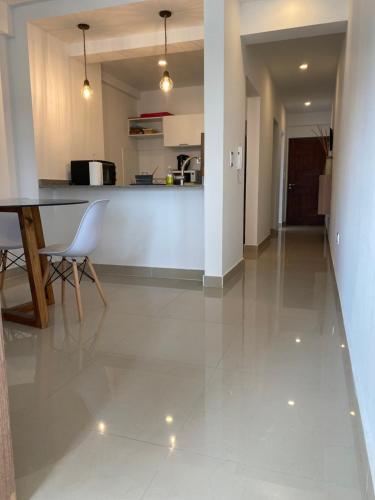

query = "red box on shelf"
[{"left": 140, "top": 112, "right": 173, "bottom": 118}]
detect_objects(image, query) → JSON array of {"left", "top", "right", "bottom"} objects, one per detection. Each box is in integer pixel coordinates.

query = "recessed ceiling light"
[
  {"left": 304, "top": 101, "right": 312, "bottom": 107},
  {"left": 158, "top": 58, "right": 167, "bottom": 67},
  {"left": 341, "top": 344, "right": 346, "bottom": 349},
  {"left": 295, "top": 338, "right": 301, "bottom": 343},
  {"left": 165, "top": 415, "right": 174, "bottom": 424},
  {"left": 299, "top": 63, "right": 309, "bottom": 70},
  {"left": 288, "top": 400, "right": 296, "bottom": 407},
  {"left": 350, "top": 411, "right": 356, "bottom": 417}
]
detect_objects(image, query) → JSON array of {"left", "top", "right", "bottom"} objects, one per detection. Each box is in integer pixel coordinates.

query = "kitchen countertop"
[{"left": 39, "top": 180, "right": 203, "bottom": 189}]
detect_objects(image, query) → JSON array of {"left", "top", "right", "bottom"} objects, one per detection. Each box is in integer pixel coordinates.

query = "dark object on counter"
[
  {"left": 172, "top": 170, "right": 201, "bottom": 185},
  {"left": 135, "top": 174, "right": 154, "bottom": 185},
  {"left": 71, "top": 160, "right": 116, "bottom": 185}
]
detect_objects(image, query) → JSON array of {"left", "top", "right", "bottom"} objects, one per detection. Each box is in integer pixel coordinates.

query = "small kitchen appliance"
[{"left": 71, "top": 160, "right": 116, "bottom": 185}]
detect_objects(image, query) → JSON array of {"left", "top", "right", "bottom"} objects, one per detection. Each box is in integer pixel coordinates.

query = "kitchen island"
[{"left": 39, "top": 183, "right": 204, "bottom": 277}]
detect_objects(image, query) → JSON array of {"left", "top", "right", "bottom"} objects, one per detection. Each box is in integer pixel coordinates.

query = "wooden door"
[{"left": 286, "top": 137, "right": 326, "bottom": 225}]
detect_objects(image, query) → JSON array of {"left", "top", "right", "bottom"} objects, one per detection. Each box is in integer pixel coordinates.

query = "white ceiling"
[
  {"left": 251, "top": 33, "right": 345, "bottom": 113},
  {"left": 33, "top": 0, "right": 203, "bottom": 43},
  {"left": 5, "top": 0, "right": 33, "bottom": 4},
  {"left": 102, "top": 49, "right": 204, "bottom": 91},
  {"left": 5, "top": 0, "right": 50, "bottom": 4}
]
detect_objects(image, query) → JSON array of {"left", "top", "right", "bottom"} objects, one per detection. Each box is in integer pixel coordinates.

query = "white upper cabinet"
[{"left": 163, "top": 114, "right": 204, "bottom": 147}]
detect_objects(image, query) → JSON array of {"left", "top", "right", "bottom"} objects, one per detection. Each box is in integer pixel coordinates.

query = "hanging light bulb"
[
  {"left": 82, "top": 79, "right": 93, "bottom": 99},
  {"left": 77, "top": 23, "right": 93, "bottom": 100},
  {"left": 160, "top": 70, "right": 174, "bottom": 92},
  {"left": 158, "top": 11, "right": 174, "bottom": 92}
]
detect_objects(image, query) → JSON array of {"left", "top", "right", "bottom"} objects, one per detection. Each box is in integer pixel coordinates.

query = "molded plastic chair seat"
[
  {"left": 0, "top": 213, "right": 23, "bottom": 250},
  {"left": 39, "top": 199, "right": 109, "bottom": 321},
  {"left": 39, "top": 243, "right": 75, "bottom": 257},
  {"left": 0, "top": 238, "right": 23, "bottom": 250},
  {"left": 0, "top": 213, "right": 24, "bottom": 289}
]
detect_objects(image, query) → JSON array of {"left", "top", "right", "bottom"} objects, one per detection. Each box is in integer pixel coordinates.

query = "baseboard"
[
  {"left": 3, "top": 264, "right": 204, "bottom": 288},
  {"left": 244, "top": 234, "right": 272, "bottom": 260},
  {"left": 94, "top": 264, "right": 204, "bottom": 282},
  {"left": 203, "top": 259, "right": 244, "bottom": 289},
  {"left": 327, "top": 241, "right": 375, "bottom": 499}
]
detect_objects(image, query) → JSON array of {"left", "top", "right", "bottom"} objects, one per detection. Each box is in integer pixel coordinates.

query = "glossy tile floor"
[{"left": 3, "top": 227, "right": 374, "bottom": 499}]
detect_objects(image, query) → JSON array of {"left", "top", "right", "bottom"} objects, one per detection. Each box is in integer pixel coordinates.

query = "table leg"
[
  {"left": 31, "top": 207, "right": 55, "bottom": 306},
  {"left": 14, "top": 207, "right": 48, "bottom": 328}
]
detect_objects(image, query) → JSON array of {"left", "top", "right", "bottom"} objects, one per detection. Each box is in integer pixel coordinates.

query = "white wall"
[
  {"left": 287, "top": 111, "right": 331, "bottom": 139},
  {"left": 0, "top": 1, "right": 12, "bottom": 36},
  {"left": 102, "top": 81, "right": 138, "bottom": 185},
  {"left": 0, "top": 36, "right": 16, "bottom": 198},
  {"left": 244, "top": 47, "right": 286, "bottom": 246},
  {"left": 28, "top": 24, "right": 105, "bottom": 181},
  {"left": 138, "top": 86, "right": 204, "bottom": 116},
  {"left": 245, "top": 96, "right": 260, "bottom": 245},
  {"left": 40, "top": 187, "right": 204, "bottom": 270},
  {"left": 329, "top": 0, "right": 375, "bottom": 482},
  {"left": 240, "top": 0, "right": 348, "bottom": 42}
]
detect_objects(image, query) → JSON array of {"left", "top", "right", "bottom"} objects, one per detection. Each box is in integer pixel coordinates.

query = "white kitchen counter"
[{"left": 38, "top": 185, "right": 204, "bottom": 272}]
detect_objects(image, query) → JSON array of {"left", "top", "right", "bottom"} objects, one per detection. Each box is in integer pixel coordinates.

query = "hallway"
[{"left": 4, "top": 228, "right": 371, "bottom": 499}]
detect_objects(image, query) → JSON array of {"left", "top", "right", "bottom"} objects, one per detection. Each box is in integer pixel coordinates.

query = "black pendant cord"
[
  {"left": 83, "top": 29, "right": 88, "bottom": 81},
  {"left": 164, "top": 16, "right": 167, "bottom": 60}
]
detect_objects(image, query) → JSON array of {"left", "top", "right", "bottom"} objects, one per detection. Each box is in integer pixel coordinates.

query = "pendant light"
[
  {"left": 159, "top": 10, "right": 174, "bottom": 92},
  {"left": 77, "top": 23, "right": 93, "bottom": 100}
]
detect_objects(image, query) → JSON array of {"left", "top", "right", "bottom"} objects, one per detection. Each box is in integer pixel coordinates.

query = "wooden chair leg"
[
  {"left": 87, "top": 257, "right": 107, "bottom": 306},
  {"left": 42, "top": 260, "right": 51, "bottom": 288},
  {"left": 0, "top": 250, "right": 6, "bottom": 290},
  {"left": 72, "top": 260, "right": 83, "bottom": 322},
  {"left": 61, "top": 258, "right": 66, "bottom": 304}
]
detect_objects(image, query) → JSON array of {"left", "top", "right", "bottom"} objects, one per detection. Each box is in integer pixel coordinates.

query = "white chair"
[
  {"left": 0, "top": 213, "right": 24, "bottom": 289},
  {"left": 39, "top": 199, "right": 109, "bottom": 321}
]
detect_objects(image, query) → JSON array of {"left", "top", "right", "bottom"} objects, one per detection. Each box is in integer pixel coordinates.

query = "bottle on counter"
[{"left": 166, "top": 167, "right": 174, "bottom": 186}]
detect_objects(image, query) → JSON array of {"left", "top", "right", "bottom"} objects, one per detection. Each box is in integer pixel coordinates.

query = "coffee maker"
[{"left": 177, "top": 154, "right": 189, "bottom": 170}]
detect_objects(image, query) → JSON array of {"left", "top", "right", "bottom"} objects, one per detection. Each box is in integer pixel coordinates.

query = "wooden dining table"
[{"left": 0, "top": 198, "right": 87, "bottom": 329}]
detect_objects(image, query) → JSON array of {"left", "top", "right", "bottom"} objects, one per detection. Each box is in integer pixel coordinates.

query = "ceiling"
[
  {"left": 251, "top": 33, "right": 345, "bottom": 113},
  {"left": 5, "top": 0, "right": 51, "bottom": 4},
  {"left": 5, "top": 0, "right": 34, "bottom": 4},
  {"left": 102, "top": 49, "right": 204, "bottom": 91},
  {"left": 33, "top": 0, "right": 203, "bottom": 44}
]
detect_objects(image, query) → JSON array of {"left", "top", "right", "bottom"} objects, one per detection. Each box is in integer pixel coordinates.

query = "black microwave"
[{"left": 71, "top": 160, "right": 116, "bottom": 185}]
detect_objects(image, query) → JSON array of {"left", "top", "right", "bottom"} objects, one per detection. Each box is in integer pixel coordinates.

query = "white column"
[
  {"left": 204, "top": 0, "right": 246, "bottom": 284},
  {"left": 0, "top": 35, "right": 17, "bottom": 198}
]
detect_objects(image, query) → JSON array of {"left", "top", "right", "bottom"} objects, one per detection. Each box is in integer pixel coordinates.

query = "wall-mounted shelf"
[
  {"left": 128, "top": 116, "right": 164, "bottom": 138},
  {"left": 128, "top": 116, "right": 164, "bottom": 123},
  {"left": 128, "top": 132, "right": 164, "bottom": 138}
]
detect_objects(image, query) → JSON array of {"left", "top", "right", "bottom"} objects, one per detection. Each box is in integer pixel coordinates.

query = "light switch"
[{"left": 229, "top": 151, "right": 234, "bottom": 168}]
